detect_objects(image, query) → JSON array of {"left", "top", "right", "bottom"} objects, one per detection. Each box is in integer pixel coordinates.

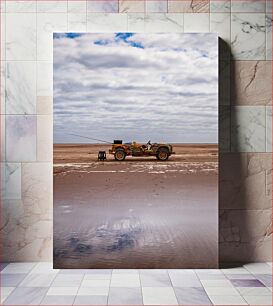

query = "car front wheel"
[{"left": 156, "top": 148, "right": 169, "bottom": 161}]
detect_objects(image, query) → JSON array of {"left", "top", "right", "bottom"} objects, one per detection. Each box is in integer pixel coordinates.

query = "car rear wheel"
[
  {"left": 114, "top": 149, "right": 126, "bottom": 161},
  {"left": 156, "top": 148, "right": 169, "bottom": 161}
]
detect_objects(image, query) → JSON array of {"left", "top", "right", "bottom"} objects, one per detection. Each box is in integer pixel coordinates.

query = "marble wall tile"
[
  {"left": 0, "top": 199, "right": 25, "bottom": 261},
  {"left": 1, "top": 197, "right": 52, "bottom": 262},
  {"left": 184, "top": 13, "right": 209, "bottom": 32},
  {"left": 128, "top": 13, "right": 145, "bottom": 32},
  {"left": 144, "top": 13, "right": 183, "bottom": 32},
  {"left": 87, "top": 13, "right": 127, "bottom": 32},
  {"left": 1, "top": 62, "right": 6, "bottom": 114},
  {"left": 266, "top": 14, "right": 272, "bottom": 60},
  {"left": 68, "top": 0, "right": 87, "bottom": 13},
  {"left": 119, "top": 0, "right": 145, "bottom": 13},
  {"left": 231, "top": 106, "right": 266, "bottom": 152},
  {"left": 231, "top": 13, "right": 266, "bottom": 60},
  {"left": 231, "top": 61, "right": 272, "bottom": 105},
  {"left": 168, "top": 0, "right": 209, "bottom": 13},
  {"left": 68, "top": 13, "right": 87, "bottom": 31},
  {"left": 3, "top": 163, "right": 22, "bottom": 200},
  {"left": 231, "top": 0, "right": 266, "bottom": 13},
  {"left": 220, "top": 153, "right": 272, "bottom": 210},
  {"left": 266, "top": 0, "right": 272, "bottom": 12},
  {"left": 0, "top": 0, "right": 5, "bottom": 12},
  {"left": 37, "top": 115, "right": 53, "bottom": 162},
  {"left": 210, "top": 13, "right": 231, "bottom": 44},
  {"left": 6, "top": 115, "right": 36, "bottom": 162},
  {"left": 146, "top": 0, "right": 167, "bottom": 13},
  {"left": 219, "top": 209, "right": 272, "bottom": 262},
  {"left": 37, "top": 96, "right": 53, "bottom": 115},
  {"left": 210, "top": 0, "right": 230, "bottom": 13},
  {"left": 37, "top": 62, "right": 53, "bottom": 98},
  {"left": 219, "top": 60, "right": 230, "bottom": 105},
  {"left": 22, "top": 162, "right": 52, "bottom": 219},
  {"left": 6, "top": 61, "right": 36, "bottom": 114},
  {"left": 1, "top": 115, "right": 5, "bottom": 161},
  {"left": 6, "top": 13, "right": 36, "bottom": 60},
  {"left": 37, "top": 13, "right": 68, "bottom": 61},
  {"left": 266, "top": 106, "right": 272, "bottom": 152},
  {"left": 219, "top": 106, "right": 231, "bottom": 152},
  {"left": 1, "top": 13, "right": 6, "bottom": 61},
  {"left": 87, "top": 0, "right": 118, "bottom": 13},
  {"left": 6, "top": 1, "right": 37, "bottom": 13},
  {"left": 37, "top": 1, "right": 67, "bottom": 13}
]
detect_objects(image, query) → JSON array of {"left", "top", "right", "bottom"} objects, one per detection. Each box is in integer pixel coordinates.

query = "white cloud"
[{"left": 53, "top": 33, "right": 218, "bottom": 143}]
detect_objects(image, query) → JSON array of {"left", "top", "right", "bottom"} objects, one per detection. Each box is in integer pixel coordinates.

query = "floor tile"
[
  {"left": 108, "top": 287, "right": 143, "bottom": 305},
  {"left": 140, "top": 272, "right": 171, "bottom": 287},
  {"left": 60, "top": 269, "right": 90, "bottom": 274},
  {"left": 82, "top": 279, "right": 110, "bottom": 287},
  {"left": 0, "top": 263, "right": 9, "bottom": 272},
  {"left": 110, "top": 274, "right": 140, "bottom": 287},
  {"left": 1, "top": 263, "right": 36, "bottom": 274},
  {"left": 168, "top": 269, "right": 195, "bottom": 276},
  {"left": 29, "top": 263, "right": 59, "bottom": 274},
  {"left": 141, "top": 269, "right": 168, "bottom": 275},
  {"left": 112, "top": 269, "right": 139, "bottom": 274},
  {"left": 1, "top": 274, "right": 27, "bottom": 286},
  {"left": 85, "top": 269, "right": 112, "bottom": 275},
  {"left": 243, "top": 295, "right": 272, "bottom": 305},
  {"left": 244, "top": 263, "right": 272, "bottom": 274},
  {"left": 201, "top": 280, "right": 234, "bottom": 287},
  {"left": 208, "top": 295, "right": 247, "bottom": 305},
  {"left": 19, "top": 273, "right": 56, "bottom": 287},
  {"left": 3, "top": 287, "right": 48, "bottom": 305},
  {"left": 204, "top": 286, "right": 240, "bottom": 296},
  {"left": 225, "top": 274, "right": 256, "bottom": 280},
  {"left": 77, "top": 287, "right": 109, "bottom": 296},
  {"left": 41, "top": 295, "right": 75, "bottom": 305},
  {"left": 169, "top": 273, "right": 202, "bottom": 287},
  {"left": 237, "top": 286, "right": 272, "bottom": 296},
  {"left": 1, "top": 287, "right": 15, "bottom": 303},
  {"left": 46, "top": 287, "right": 78, "bottom": 296},
  {"left": 51, "top": 274, "right": 84, "bottom": 287},
  {"left": 197, "top": 273, "right": 227, "bottom": 280},
  {"left": 230, "top": 279, "right": 265, "bottom": 287},
  {"left": 221, "top": 267, "right": 250, "bottom": 275},
  {"left": 74, "top": 295, "right": 108, "bottom": 305},
  {"left": 142, "top": 287, "right": 178, "bottom": 305},
  {"left": 174, "top": 287, "right": 212, "bottom": 305},
  {"left": 84, "top": 274, "right": 111, "bottom": 280},
  {"left": 255, "top": 274, "right": 273, "bottom": 287}
]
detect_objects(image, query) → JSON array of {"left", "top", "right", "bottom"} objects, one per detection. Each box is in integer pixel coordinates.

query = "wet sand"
[{"left": 54, "top": 144, "right": 218, "bottom": 269}]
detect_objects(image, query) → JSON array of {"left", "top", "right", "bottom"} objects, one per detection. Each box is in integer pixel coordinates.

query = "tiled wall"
[{"left": 0, "top": 0, "right": 272, "bottom": 263}]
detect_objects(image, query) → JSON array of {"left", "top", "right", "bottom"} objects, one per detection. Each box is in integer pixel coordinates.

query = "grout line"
[
  {"left": 138, "top": 269, "right": 144, "bottom": 306},
  {"left": 71, "top": 271, "right": 84, "bottom": 305},
  {"left": 167, "top": 269, "right": 179, "bottom": 305},
  {"left": 106, "top": 269, "right": 113, "bottom": 305}
]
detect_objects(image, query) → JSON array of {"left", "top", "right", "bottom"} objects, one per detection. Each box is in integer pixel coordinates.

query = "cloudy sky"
[{"left": 53, "top": 33, "right": 218, "bottom": 144}]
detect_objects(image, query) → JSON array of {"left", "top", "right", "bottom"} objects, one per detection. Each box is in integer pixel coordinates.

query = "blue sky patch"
[
  {"left": 53, "top": 33, "right": 83, "bottom": 39},
  {"left": 115, "top": 32, "right": 144, "bottom": 49},
  {"left": 94, "top": 39, "right": 110, "bottom": 46}
]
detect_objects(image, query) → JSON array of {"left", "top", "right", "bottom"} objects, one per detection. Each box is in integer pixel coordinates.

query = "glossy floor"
[{"left": 0, "top": 262, "right": 272, "bottom": 305}]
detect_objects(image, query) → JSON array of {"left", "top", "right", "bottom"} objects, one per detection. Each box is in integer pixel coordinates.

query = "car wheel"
[
  {"left": 156, "top": 148, "right": 169, "bottom": 161},
  {"left": 114, "top": 149, "right": 126, "bottom": 161}
]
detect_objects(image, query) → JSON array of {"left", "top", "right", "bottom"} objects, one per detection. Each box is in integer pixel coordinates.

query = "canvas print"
[{"left": 53, "top": 33, "right": 218, "bottom": 268}]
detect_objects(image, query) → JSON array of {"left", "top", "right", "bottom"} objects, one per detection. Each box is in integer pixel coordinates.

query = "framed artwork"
[{"left": 53, "top": 33, "right": 218, "bottom": 268}]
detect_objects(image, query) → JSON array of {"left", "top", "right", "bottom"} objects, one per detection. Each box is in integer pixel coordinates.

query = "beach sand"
[{"left": 53, "top": 144, "right": 218, "bottom": 268}]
